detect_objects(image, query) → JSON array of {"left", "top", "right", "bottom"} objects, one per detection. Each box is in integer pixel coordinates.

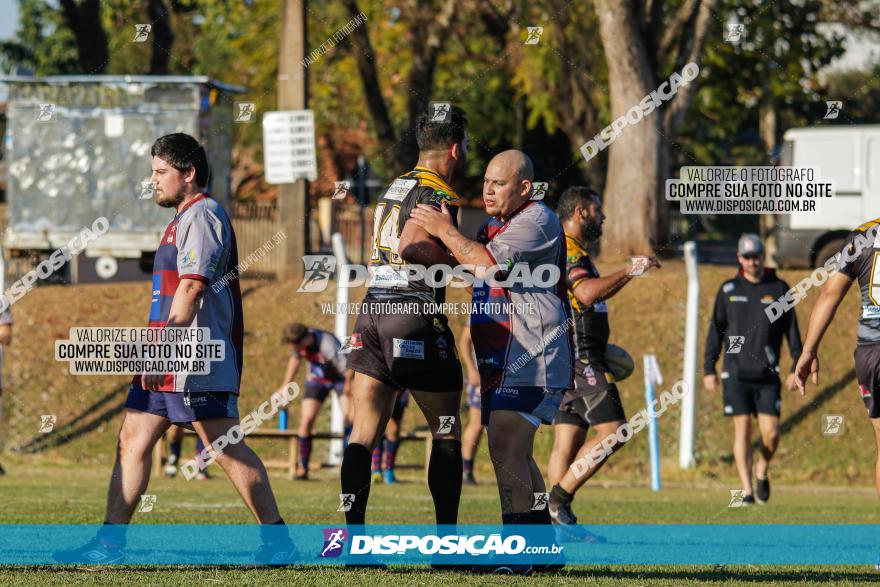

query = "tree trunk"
[
  {"left": 59, "top": 0, "right": 109, "bottom": 74},
  {"left": 759, "top": 93, "right": 778, "bottom": 265},
  {"left": 148, "top": 0, "right": 174, "bottom": 75},
  {"left": 595, "top": 0, "right": 659, "bottom": 257}
]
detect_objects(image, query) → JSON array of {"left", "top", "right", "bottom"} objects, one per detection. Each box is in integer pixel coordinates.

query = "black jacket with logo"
[{"left": 704, "top": 269, "right": 802, "bottom": 382}]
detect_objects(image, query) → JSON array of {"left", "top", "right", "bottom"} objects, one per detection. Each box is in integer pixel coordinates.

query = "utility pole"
[{"left": 277, "top": 0, "right": 308, "bottom": 278}]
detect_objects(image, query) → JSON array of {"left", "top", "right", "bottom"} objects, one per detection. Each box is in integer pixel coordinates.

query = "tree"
[
  {"left": 0, "top": 0, "right": 80, "bottom": 74},
  {"left": 593, "top": 0, "right": 717, "bottom": 256},
  {"left": 58, "top": 0, "right": 109, "bottom": 73},
  {"left": 341, "top": 0, "right": 459, "bottom": 177},
  {"left": 147, "top": 0, "right": 175, "bottom": 74}
]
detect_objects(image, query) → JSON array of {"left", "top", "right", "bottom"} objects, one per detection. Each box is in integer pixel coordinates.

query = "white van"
[{"left": 773, "top": 125, "right": 880, "bottom": 267}]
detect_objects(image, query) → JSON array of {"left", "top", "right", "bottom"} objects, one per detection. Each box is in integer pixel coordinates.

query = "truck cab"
[{"left": 773, "top": 125, "right": 880, "bottom": 268}]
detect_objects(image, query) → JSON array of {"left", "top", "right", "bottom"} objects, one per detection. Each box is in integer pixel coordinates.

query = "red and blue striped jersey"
[{"left": 134, "top": 193, "right": 244, "bottom": 393}]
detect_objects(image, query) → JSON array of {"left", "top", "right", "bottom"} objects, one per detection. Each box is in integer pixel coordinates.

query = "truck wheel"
[
  {"left": 95, "top": 256, "right": 118, "bottom": 280},
  {"left": 814, "top": 239, "right": 844, "bottom": 269}
]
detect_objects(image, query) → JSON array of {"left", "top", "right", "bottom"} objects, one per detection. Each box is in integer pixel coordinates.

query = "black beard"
[
  {"left": 157, "top": 193, "right": 185, "bottom": 208},
  {"left": 582, "top": 222, "right": 602, "bottom": 242}
]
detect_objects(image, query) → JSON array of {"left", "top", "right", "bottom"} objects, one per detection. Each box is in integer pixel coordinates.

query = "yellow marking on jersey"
[
  {"left": 411, "top": 167, "right": 461, "bottom": 203},
  {"left": 870, "top": 251, "right": 880, "bottom": 306},
  {"left": 565, "top": 234, "right": 591, "bottom": 313},
  {"left": 856, "top": 218, "right": 880, "bottom": 232},
  {"left": 565, "top": 234, "right": 589, "bottom": 258}
]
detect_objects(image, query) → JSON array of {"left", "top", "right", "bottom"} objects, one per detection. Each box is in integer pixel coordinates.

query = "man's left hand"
[
  {"left": 142, "top": 373, "right": 166, "bottom": 391},
  {"left": 409, "top": 202, "right": 454, "bottom": 237}
]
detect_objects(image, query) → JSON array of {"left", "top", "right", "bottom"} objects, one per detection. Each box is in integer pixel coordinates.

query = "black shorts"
[
  {"left": 854, "top": 345, "right": 880, "bottom": 418},
  {"left": 304, "top": 380, "right": 344, "bottom": 403},
  {"left": 722, "top": 377, "right": 781, "bottom": 417},
  {"left": 347, "top": 300, "right": 463, "bottom": 392},
  {"left": 554, "top": 361, "right": 626, "bottom": 429}
]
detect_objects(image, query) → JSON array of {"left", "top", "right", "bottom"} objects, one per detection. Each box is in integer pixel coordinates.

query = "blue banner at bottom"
[{"left": 0, "top": 524, "right": 878, "bottom": 565}]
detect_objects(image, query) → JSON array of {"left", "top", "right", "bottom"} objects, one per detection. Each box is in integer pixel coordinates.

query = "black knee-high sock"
[
  {"left": 428, "top": 439, "right": 463, "bottom": 526},
  {"left": 340, "top": 443, "right": 373, "bottom": 525}
]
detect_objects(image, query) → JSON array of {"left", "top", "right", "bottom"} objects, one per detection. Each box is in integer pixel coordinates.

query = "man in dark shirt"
[
  {"left": 795, "top": 219, "right": 880, "bottom": 497},
  {"left": 341, "top": 105, "right": 467, "bottom": 531},
  {"left": 547, "top": 186, "right": 659, "bottom": 539},
  {"left": 704, "top": 234, "right": 802, "bottom": 505}
]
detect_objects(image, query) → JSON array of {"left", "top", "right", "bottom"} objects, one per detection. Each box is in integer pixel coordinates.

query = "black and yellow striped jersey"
[
  {"left": 367, "top": 166, "right": 460, "bottom": 304},
  {"left": 840, "top": 218, "right": 880, "bottom": 344},
  {"left": 564, "top": 233, "right": 610, "bottom": 366}
]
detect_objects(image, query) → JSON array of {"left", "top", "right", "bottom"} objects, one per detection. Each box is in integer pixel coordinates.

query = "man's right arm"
[
  {"left": 398, "top": 187, "right": 458, "bottom": 266},
  {"left": 704, "top": 286, "right": 728, "bottom": 376},
  {"left": 570, "top": 257, "right": 658, "bottom": 308},
  {"left": 457, "top": 324, "right": 480, "bottom": 388}
]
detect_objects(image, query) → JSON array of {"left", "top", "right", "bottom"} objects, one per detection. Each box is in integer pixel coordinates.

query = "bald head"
[
  {"left": 491, "top": 150, "right": 534, "bottom": 182},
  {"left": 483, "top": 149, "right": 535, "bottom": 219}
]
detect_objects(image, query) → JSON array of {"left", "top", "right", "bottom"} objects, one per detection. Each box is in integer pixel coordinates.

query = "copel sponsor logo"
[{"left": 320, "top": 528, "right": 348, "bottom": 558}]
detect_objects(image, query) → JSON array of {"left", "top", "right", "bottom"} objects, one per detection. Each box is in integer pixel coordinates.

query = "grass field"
[
  {"left": 0, "top": 457, "right": 878, "bottom": 584},
  {"left": 1, "top": 261, "right": 879, "bottom": 584}
]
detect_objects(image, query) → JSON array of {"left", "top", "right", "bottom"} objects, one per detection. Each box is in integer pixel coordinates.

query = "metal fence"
[
  {"left": 332, "top": 204, "right": 374, "bottom": 264},
  {"left": 230, "top": 200, "right": 283, "bottom": 278}
]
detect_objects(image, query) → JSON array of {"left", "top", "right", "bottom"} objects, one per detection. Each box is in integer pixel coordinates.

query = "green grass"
[
  {"left": 0, "top": 458, "right": 878, "bottom": 584},
  {"left": 1, "top": 262, "right": 879, "bottom": 584}
]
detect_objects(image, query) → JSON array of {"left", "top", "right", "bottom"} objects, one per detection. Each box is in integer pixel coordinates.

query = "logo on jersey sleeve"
[{"left": 182, "top": 250, "right": 197, "bottom": 268}]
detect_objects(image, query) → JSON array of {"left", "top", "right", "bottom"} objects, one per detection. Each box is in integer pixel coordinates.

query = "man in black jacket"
[{"left": 704, "top": 234, "right": 802, "bottom": 505}]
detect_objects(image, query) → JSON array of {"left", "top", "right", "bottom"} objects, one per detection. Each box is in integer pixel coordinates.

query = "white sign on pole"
[{"left": 262, "top": 110, "right": 318, "bottom": 184}]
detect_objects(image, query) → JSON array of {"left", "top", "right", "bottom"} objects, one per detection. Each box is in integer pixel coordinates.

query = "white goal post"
[
  {"left": 680, "top": 241, "right": 699, "bottom": 469},
  {"left": 327, "top": 233, "right": 349, "bottom": 466}
]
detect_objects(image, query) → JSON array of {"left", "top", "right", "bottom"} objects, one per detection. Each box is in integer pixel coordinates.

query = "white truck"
[
  {"left": 1, "top": 75, "right": 243, "bottom": 283},
  {"left": 773, "top": 125, "right": 880, "bottom": 267}
]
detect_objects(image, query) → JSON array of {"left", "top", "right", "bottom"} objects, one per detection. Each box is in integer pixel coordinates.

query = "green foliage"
[
  {"left": 1, "top": 0, "right": 875, "bottom": 197},
  {"left": 0, "top": 0, "right": 79, "bottom": 74},
  {"left": 823, "top": 65, "right": 880, "bottom": 124},
  {"left": 676, "top": 0, "right": 846, "bottom": 169}
]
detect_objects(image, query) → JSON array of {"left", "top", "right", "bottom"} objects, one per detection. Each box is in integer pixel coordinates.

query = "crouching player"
[{"left": 280, "top": 323, "right": 353, "bottom": 480}]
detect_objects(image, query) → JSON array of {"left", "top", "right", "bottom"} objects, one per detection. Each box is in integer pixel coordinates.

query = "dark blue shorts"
[
  {"left": 124, "top": 385, "right": 239, "bottom": 427},
  {"left": 480, "top": 385, "right": 565, "bottom": 426},
  {"left": 304, "top": 380, "right": 344, "bottom": 403}
]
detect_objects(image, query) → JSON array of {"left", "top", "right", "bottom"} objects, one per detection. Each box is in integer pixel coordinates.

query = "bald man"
[{"left": 411, "top": 150, "right": 572, "bottom": 573}]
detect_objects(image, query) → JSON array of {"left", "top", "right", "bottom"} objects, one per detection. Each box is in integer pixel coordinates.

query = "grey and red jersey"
[
  {"left": 132, "top": 193, "right": 244, "bottom": 393},
  {"left": 838, "top": 219, "right": 880, "bottom": 345},
  {"left": 295, "top": 328, "right": 347, "bottom": 384},
  {"left": 470, "top": 200, "right": 574, "bottom": 392}
]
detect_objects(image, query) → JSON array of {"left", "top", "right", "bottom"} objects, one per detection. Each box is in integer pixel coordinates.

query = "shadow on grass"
[
  {"left": 13, "top": 382, "right": 129, "bottom": 455},
  {"left": 719, "top": 368, "right": 856, "bottom": 463},
  {"left": 11, "top": 280, "right": 272, "bottom": 456}
]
